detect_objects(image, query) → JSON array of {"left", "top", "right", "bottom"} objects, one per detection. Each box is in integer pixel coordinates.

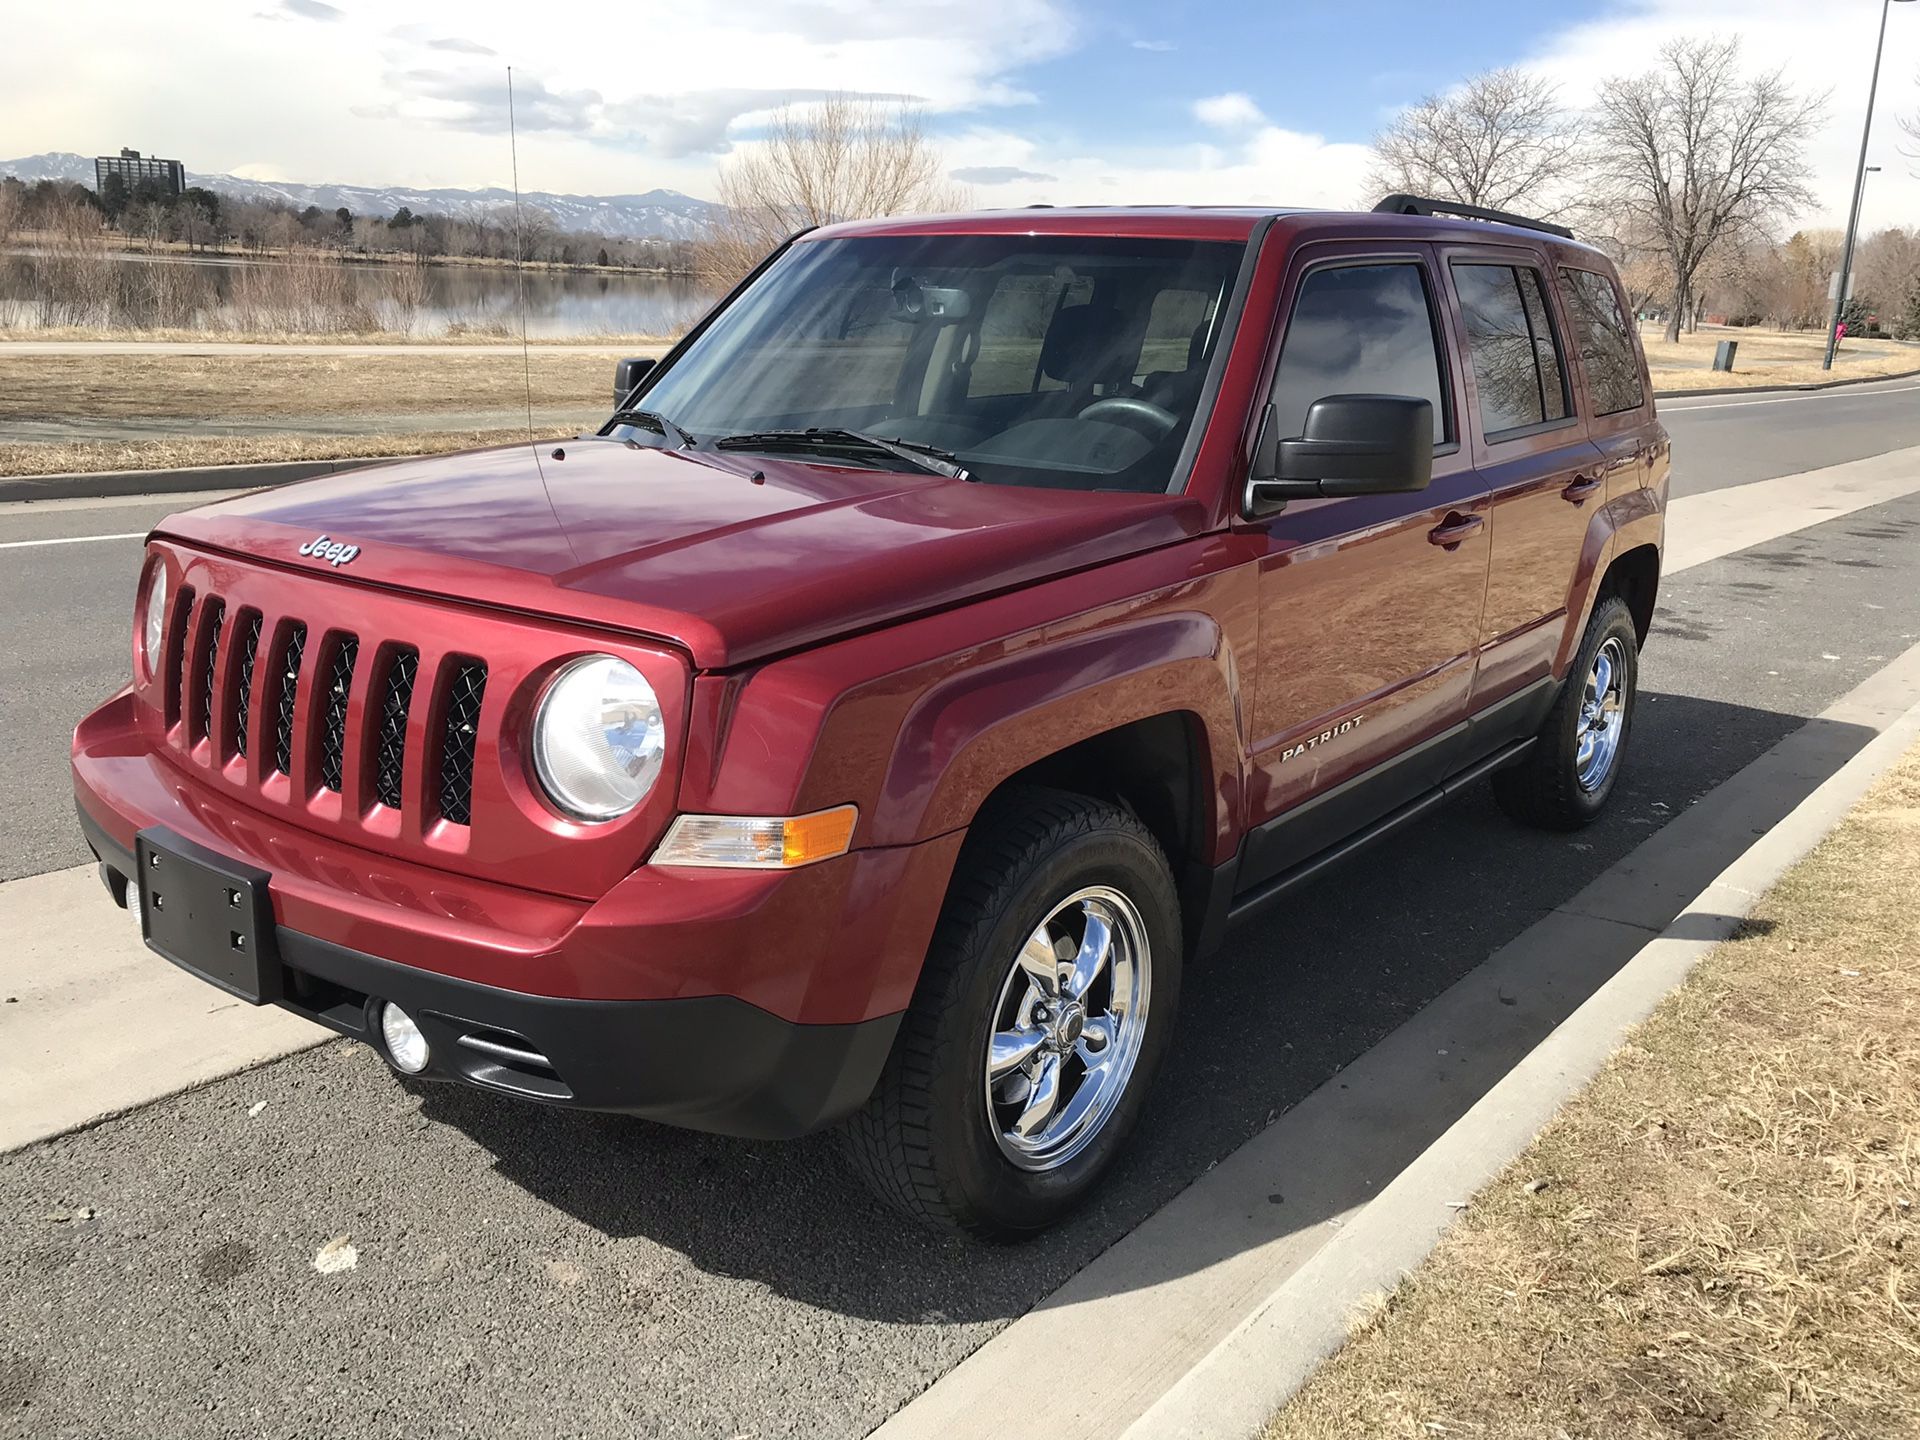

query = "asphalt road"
[
  {"left": 1659, "top": 376, "right": 1920, "bottom": 495},
  {"left": 3, "top": 380, "right": 1920, "bottom": 1438}
]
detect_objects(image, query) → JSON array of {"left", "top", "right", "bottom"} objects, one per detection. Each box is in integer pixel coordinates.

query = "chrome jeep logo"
[
  {"left": 297, "top": 534, "right": 360, "bottom": 568},
  {"left": 1282, "top": 715, "right": 1365, "bottom": 763}
]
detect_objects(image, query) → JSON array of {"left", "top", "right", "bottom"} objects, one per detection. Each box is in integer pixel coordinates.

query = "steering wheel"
[{"left": 1076, "top": 396, "right": 1179, "bottom": 440}]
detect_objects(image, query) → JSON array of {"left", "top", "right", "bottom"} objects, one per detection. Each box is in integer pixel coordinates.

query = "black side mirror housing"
[
  {"left": 614, "top": 356, "right": 656, "bottom": 408},
  {"left": 1244, "top": 394, "right": 1434, "bottom": 518}
]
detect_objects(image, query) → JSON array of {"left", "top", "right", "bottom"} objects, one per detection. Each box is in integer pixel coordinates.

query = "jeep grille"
[
  {"left": 159, "top": 582, "right": 486, "bottom": 831},
  {"left": 143, "top": 538, "right": 686, "bottom": 899}
]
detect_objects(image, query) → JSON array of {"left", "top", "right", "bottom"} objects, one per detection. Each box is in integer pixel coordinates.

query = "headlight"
[
  {"left": 140, "top": 564, "right": 167, "bottom": 680},
  {"left": 531, "top": 655, "right": 666, "bottom": 821}
]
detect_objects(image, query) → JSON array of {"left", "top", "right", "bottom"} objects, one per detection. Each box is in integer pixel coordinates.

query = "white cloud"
[
  {"left": 1131, "top": 39, "right": 1176, "bottom": 53},
  {"left": 0, "top": 0, "right": 1077, "bottom": 195},
  {"left": 942, "top": 123, "right": 1373, "bottom": 210},
  {"left": 1192, "top": 92, "right": 1268, "bottom": 131}
]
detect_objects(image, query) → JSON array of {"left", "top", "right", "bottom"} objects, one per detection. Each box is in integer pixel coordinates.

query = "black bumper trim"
[{"left": 78, "top": 803, "right": 901, "bottom": 1140}]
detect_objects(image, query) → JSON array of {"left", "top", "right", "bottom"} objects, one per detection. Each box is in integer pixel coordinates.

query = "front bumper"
[
  {"left": 73, "top": 690, "right": 965, "bottom": 1139},
  {"left": 80, "top": 809, "right": 902, "bottom": 1138}
]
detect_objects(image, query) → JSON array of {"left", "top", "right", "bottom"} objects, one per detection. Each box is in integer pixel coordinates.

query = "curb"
[
  {"left": 0, "top": 455, "right": 423, "bottom": 504},
  {"left": 1128, "top": 663, "right": 1920, "bottom": 1438},
  {"left": 1653, "top": 365, "right": 1920, "bottom": 400}
]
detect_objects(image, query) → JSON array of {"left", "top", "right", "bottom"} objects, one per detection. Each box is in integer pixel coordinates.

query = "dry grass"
[
  {"left": 0, "top": 326, "right": 674, "bottom": 346},
  {"left": 0, "top": 428, "right": 573, "bottom": 478},
  {"left": 1642, "top": 325, "right": 1920, "bottom": 391},
  {"left": 1273, "top": 743, "right": 1920, "bottom": 1440},
  {"left": 0, "top": 351, "right": 625, "bottom": 422}
]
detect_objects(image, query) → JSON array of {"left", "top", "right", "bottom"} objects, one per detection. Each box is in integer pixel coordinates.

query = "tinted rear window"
[
  {"left": 1453, "top": 263, "right": 1573, "bottom": 438},
  {"left": 1561, "top": 268, "right": 1645, "bottom": 416}
]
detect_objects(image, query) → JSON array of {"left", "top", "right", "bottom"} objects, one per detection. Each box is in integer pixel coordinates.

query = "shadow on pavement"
[{"left": 420, "top": 689, "right": 1877, "bottom": 1324}]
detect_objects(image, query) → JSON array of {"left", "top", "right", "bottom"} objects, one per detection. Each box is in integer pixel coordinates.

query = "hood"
[{"left": 156, "top": 439, "right": 1214, "bottom": 670}]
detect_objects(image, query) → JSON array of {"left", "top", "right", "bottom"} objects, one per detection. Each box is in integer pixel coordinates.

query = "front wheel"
[
  {"left": 1493, "top": 594, "right": 1640, "bottom": 830},
  {"left": 839, "top": 787, "right": 1182, "bottom": 1239}
]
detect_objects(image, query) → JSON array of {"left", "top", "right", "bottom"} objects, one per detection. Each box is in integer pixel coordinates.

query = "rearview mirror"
[
  {"left": 1244, "top": 395, "right": 1434, "bottom": 518},
  {"left": 614, "top": 356, "right": 655, "bottom": 408},
  {"left": 890, "top": 275, "right": 972, "bottom": 323}
]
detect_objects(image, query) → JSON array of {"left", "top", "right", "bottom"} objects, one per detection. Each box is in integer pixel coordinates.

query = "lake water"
[{"left": 0, "top": 251, "right": 717, "bottom": 338}]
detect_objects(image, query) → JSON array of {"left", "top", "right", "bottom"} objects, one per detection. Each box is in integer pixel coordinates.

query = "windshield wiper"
[
  {"left": 608, "top": 408, "right": 695, "bottom": 449},
  {"left": 713, "top": 428, "right": 970, "bottom": 481}
]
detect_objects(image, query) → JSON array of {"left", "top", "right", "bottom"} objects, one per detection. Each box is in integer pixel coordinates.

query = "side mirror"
[
  {"left": 1244, "top": 395, "right": 1434, "bottom": 518},
  {"left": 614, "top": 356, "right": 655, "bottom": 408}
]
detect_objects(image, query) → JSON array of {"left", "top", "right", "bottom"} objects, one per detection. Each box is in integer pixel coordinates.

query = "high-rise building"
[{"left": 94, "top": 148, "right": 185, "bottom": 200}]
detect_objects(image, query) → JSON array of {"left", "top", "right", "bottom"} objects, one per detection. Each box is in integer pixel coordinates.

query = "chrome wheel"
[
  {"left": 1575, "top": 636, "right": 1628, "bottom": 792},
  {"left": 983, "top": 886, "right": 1152, "bottom": 1173}
]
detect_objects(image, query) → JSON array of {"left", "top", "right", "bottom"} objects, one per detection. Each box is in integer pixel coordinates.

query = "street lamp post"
[{"left": 1824, "top": 0, "right": 1916, "bottom": 371}]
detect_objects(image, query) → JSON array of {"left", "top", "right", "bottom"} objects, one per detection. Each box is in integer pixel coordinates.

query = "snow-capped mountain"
[{"left": 0, "top": 152, "right": 722, "bottom": 241}]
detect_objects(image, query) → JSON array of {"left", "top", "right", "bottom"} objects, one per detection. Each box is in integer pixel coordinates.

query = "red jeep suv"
[{"left": 72, "top": 196, "right": 1667, "bottom": 1237}]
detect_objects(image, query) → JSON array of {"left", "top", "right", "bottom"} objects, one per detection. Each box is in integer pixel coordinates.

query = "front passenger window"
[{"left": 1270, "top": 263, "right": 1448, "bottom": 447}]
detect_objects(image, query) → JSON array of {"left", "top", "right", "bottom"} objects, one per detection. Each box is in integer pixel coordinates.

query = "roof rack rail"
[{"left": 1372, "top": 193, "right": 1574, "bottom": 241}]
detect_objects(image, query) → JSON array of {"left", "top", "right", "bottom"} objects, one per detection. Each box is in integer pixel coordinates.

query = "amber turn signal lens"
[
  {"left": 650, "top": 805, "right": 858, "bottom": 869},
  {"left": 781, "top": 806, "right": 858, "bottom": 867}
]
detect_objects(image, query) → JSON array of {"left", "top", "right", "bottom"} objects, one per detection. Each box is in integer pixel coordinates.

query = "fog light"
[
  {"left": 379, "top": 1002, "right": 430, "bottom": 1074},
  {"left": 126, "top": 880, "right": 144, "bottom": 933}
]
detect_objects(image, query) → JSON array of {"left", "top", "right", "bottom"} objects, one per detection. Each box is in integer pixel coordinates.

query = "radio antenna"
[
  {"left": 506, "top": 66, "right": 540, "bottom": 456},
  {"left": 504, "top": 66, "right": 572, "bottom": 560}
]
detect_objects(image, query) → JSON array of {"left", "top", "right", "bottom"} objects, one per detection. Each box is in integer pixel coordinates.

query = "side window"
[
  {"left": 1514, "top": 269, "right": 1569, "bottom": 421},
  {"left": 1137, "top": 287, "right": 1211, "bottom": 381},
  {"left": 1561, "top": 268, "right": 1645, "bottom": 415},
  {"left": 1269, "top": 263, "right": 1449, "bottom": 447},
  {"left": 1453, "top": 263, "right": 1574, "bottom": 438},
  {"left": 969, "top": 273, "right": 1094, "bottom": 398}
]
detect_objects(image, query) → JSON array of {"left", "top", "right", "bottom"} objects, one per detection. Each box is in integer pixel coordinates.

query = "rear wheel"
[
  {"left": 840, "top": 787, "right": 1182, "bottom": 1239},
  {"left": 1493, "top": 594, "right": 1639, "bottom": 830}
]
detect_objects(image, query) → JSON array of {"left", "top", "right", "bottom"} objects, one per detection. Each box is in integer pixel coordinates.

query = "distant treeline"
[{"left": 0, "top": 175, "right": 700, "bottom": 274}]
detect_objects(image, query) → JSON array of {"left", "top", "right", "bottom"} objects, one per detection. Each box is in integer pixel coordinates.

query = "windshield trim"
[
  {"left": 1154, "top": 213, "right": 1272, "bottom": 497},
  {"left": 599, "top": 224, "right": 816, "bottom": 439}
]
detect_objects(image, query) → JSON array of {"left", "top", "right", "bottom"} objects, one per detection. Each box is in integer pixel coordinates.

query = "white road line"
[
  {"left": 1662, "top": 381, "right": 1920, "bottom": 412},
  {"left": 0, "top": 531, "right": 146, "bottom": 550}
]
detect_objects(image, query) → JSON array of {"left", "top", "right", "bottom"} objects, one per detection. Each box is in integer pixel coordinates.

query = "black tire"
[
  {"left": 1492, "top": 594, "right": 1639, "bottom": 830},
  {"left": 839, "top": 786, "right": 1182, "bottom": 1239}
]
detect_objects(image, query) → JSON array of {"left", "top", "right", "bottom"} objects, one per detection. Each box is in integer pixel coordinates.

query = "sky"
[{"left": 4, "top": 0, "right": 1919, "bottom": 231}]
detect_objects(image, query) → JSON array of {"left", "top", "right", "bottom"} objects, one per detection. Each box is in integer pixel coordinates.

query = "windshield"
[{"left": 628, "top": 233, "right": 1247, "bottom": 493}]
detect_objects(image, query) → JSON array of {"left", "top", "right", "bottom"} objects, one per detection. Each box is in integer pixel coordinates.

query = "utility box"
[{"left": 1712, "top": 340, "right": 1738, "bottom": 372}]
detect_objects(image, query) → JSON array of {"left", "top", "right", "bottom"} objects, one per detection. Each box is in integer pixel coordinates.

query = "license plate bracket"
[{"left": 135, "top": 827, "right": 280, "bottom": 1005}]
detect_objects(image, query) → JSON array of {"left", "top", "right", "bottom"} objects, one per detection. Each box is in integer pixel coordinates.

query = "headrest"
[{"left": 1040, "top": 302, "right": 1127, "bottom": 385}]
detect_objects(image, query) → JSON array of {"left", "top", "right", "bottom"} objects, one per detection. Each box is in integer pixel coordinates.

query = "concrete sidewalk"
[{"left": 0, "top": 866, "right": 325, "bottom": 1153}]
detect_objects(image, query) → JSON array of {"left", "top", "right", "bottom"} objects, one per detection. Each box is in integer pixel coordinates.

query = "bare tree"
[
  {"left": 1903, "top": 69, "right": 1920, "bottom": 166},
  {"left": 1590, "top": 37, "right": 1824, "bottom": 343},
  {"left": 698, "top": 96, "right": 969, "bottom": 283},
  {"left": 1368, "top": 67, "right": 1583, "bottom": 216},
  {"left": 1855, "top": 225, "right": 1920, "bottom": 321}
]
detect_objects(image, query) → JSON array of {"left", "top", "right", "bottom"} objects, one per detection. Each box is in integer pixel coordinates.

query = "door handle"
[
  {"left": 1562, "top": 473, "right": 1605, "bottom": 504},
  {"left": 1427, "top": 512, "right": 1484, "bottom": 550}
]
